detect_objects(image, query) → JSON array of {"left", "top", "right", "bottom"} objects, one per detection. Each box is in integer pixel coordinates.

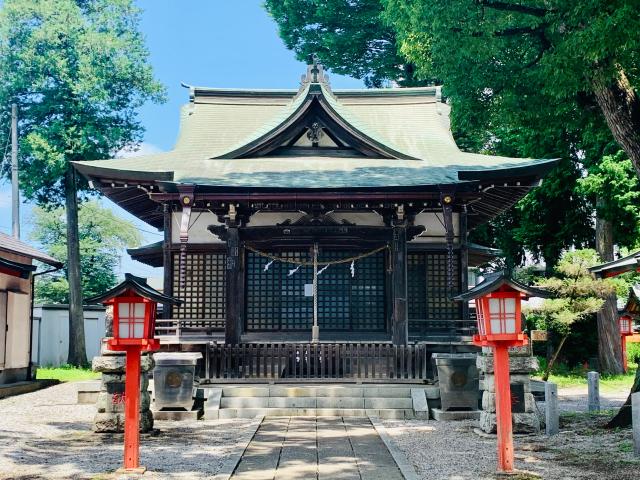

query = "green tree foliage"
[
  {"left": 0, "top": 0, "right": 164, "bottom": 365},
  {"left": 264, "top": 0, "right": 425, "bottom": 87},
  {"left": 579, "top": 151, "right": 640, "bottom": 250},
  {"left": 0, "top": 0, "right": 165, "bottom": 202},
  {"left": 527, "top": 249, "right": 615, "bottom": 379},
  {"left": 32, "top": 201, "right": 142, "bottom": 304},
  {"left": 384, "top": 0, "right": 640, "bottom": 175}
]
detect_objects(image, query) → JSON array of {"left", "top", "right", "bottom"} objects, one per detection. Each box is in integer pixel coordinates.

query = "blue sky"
[{"left": 0, "top": 0, "right": 363, "bottom": 280}]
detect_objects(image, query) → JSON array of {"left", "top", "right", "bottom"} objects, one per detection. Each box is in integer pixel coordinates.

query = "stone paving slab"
[{"left": 230, "top": 416, "right": 406, "bottom": 479}]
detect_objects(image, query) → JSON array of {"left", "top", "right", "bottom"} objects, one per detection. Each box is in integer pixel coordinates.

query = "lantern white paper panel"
[
  {"left": 118, "top": 302, "right": 146, "bottom": 338},
  {"left": 489, "top": 297, "right": 517, "bottom": 334}
]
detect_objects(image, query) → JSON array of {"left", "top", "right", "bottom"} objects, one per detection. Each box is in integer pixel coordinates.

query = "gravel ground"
[
  {"left": 555, "top": 386, "right": 627, "bottom": 412},
  {"left": 383, "top": 386, "right": 638, "bottom": 480},
  {"left": 1, "top": 382, "right": 637, "bottom": 480},
  {"left": 0, "top": 382, "right": 253, "bottom": 480}
]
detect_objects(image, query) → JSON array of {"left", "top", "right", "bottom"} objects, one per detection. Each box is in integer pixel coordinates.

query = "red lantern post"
[
  {"left": 455, "top": 272, "right": 549, "bottom": 474},
  {"left": 619, "top": 315, "right": 634, "bottom": 373},
  {"left": 87, "top": 274, "right": 181, "bottom": 473}
]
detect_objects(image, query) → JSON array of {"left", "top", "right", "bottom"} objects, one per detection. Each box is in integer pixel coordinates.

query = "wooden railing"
[
  {"left": 155, "top": 318, "right": 224, "bottom": 339},
  {"left": 409, "top": 318, "right": 477, "bottom": 340},
  {"left": 206, "top": 343, "right": 431, "bottom": 382}
]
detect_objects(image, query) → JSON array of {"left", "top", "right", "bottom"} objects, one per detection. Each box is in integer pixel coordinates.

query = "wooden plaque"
[{"left": 530, "top": 330, "right": 549, "bottom": 342}]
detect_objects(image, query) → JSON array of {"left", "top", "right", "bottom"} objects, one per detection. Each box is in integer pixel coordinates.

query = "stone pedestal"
[
  {"left": 92, "top": 338, "right": 155, "bottom": 433},
  {"left": 477, "top": 346, "right": 541, "bottom": 434}
]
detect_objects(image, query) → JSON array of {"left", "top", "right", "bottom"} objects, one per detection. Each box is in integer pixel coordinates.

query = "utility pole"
[{"left": 11, "top": 103, "right": 20, "bottom": 239}]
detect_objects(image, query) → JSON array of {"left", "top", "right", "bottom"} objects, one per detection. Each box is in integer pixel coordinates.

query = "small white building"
[
  {"left": 0, "top": 232, "right": 62, "bottom": 384},
  {"left": 31, "top": 304, "right": 107, "bottom": 367}
]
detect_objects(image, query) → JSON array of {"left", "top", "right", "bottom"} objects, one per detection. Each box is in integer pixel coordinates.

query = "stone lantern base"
[
  {"left": 92, "top": 339, "right": 155, "bottom": 433},
  {"left": 477, "top": 347, "right": 541, "bottom": 434}
]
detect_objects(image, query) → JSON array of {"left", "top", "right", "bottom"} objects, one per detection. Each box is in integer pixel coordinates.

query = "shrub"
[{"left": 627, "top": 342, "right": 640, "bottom": 367}]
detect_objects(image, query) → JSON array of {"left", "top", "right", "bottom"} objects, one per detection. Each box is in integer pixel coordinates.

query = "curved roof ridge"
[{"left": 211, "top": 83, "right": 417, "bottom": 160}]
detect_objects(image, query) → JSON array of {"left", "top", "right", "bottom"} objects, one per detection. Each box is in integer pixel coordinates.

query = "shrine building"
[{"left": 73, "top": 60, "right": 557, "bottom": 382}]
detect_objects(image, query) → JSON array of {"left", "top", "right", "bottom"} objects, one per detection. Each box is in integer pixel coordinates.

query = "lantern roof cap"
[
  {"left": 453, "top": 270, "right": 550, "bottom": 301},
  {"left": 589, "top": 251, "right": 640, "bottom": 278},
  {"left": 620, "top": 284, "right": 640, "bottom": 316},
  {"left": 85, "top": 273, "right": 182, "bottom": 305}
]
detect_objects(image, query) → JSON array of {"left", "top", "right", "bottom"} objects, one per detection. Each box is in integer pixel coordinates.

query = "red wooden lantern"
[
  {"left": 620, "top": 314, "right": 634, "bottom": 336},
  {"left": 455, "top": 272, "right": 549, "bottom": 474},
  {"left": 87, "top": 274, "right": 181, "bottom": 473},
  {"left": 110, "top": 294, "right": 158, "bottom": 348},
  {"left": 473, "top": 285, "right": 529, "bottom": 347},
  {"left": 619, "top": 314, "right": 635, "bottom": 373}
]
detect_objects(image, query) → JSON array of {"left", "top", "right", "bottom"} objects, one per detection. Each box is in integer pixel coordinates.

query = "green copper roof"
[{"left": 73, "top": 72, "right": 557, "bottom": 190}]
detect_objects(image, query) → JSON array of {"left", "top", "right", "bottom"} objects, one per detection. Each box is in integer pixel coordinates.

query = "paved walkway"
[{"left": 231, "top": 416, "right": 405, "bottom": 480}]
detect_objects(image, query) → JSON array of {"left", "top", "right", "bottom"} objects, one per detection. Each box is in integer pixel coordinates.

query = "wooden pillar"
[
  {"left": 225, "top": 223, "right": 241, "bottom": 345},
  {"left": 391, "top": 211, "right": 408, "bottom": 346},
  {"left": 459, "top": 206, "right": 469, "bottom": 320},
  {"left": 162, "top": 202, "right": 173, "bottom": 319}
]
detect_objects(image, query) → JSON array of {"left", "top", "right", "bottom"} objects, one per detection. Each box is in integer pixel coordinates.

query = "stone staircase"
[{"left": 200, "top": 384, "right": 439, "bottom": 420}]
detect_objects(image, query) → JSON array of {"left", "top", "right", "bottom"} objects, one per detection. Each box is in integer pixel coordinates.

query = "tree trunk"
[
  {"left": 65, "top": 165, "right": 86, "bottom": 366},
  {"left": 607, "top": 368, "right": 640, "bottom": 429},
  {"left": 592, "top": 68, "right": 640, "bottom": 180},
  {"left": 542, "top": 334, "right": 568, "bottom": 382},
  {"left": 595, "top": 205, "right": 624, "bottom": 375}
]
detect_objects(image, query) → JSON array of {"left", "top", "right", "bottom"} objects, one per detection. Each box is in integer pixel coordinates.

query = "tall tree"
[
  {"left": 0, "top": 0, "right": 165, "bottom": 365},
  {"left": 580, "top": 151, "right": 640, "bottom": 373},
  {"left": 264, "top": 0, "right": 426, "bottom": 87},
  {"left": 384, "top": 0, "right": 640, "bottom": 178},
  {"left": 32, "top": 201, "right": 142, "bottom": 304}
]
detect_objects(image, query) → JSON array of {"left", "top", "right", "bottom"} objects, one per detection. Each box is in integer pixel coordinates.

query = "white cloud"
[{"left": 116, "top": 142, "right": 163, "bottom": 158}]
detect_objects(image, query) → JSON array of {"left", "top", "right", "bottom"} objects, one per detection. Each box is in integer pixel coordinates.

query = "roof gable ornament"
[{"left": 301, "top": 54, "right": 330, "bottom": 88}]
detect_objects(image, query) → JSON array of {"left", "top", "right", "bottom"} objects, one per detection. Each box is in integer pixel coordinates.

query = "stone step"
[
  {"left": 219, "top": 396, "right": 414, "bottom": 409},
  {"left": 220, "top": 397, "right": 270, "bottom": 408},
  {"left": 216, "top": 407, "right": 415, "bottom": 420},
  {"left": 363, "top": 387, "right": 411, "bottom": 398},
  {"left": 364, "top": 397, "right": 413, "bottom": 409},
  {"left": 221, "top": 386, "right": 270, "bottom": 397},
  {"left": 218, "top": 384, "right": 435, "bottom": 399}
]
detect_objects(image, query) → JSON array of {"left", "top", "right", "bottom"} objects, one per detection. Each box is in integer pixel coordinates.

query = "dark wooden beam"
[
  {"left": 220, "top": 206, "right": 243, "bottom": 345},
  {"left": 459, "top": 206, "right": 469, "bottom": 320},
  {"left": 391, "top": 207, "right": 408, "bottom": 346},
  {"left": 150, "top": 191, "right": 481, "bottom": 202},
  {"left": 162, "top": 202, "right": 173, "bottom": 319}
]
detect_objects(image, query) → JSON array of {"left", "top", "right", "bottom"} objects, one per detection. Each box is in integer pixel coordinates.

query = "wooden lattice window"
[
  {"left": 426, "top": 252, "right": 460, "bottom": 320},
  {"left": 408, "top": 251, "right": 462, "bottom": 326},
  {"left": 319, "top": 251, "right": 385, "bottom": 331},
  {"left": 172, "top": 252, "right": 226, "bottom": 324},
  {"left": 246, "top": 250, "right": 385, "bottom": 331},
  {"left": 408, "top": 253, "right": 427, "bottom": 319},
  {"left": 246, "top": 251, "right": 312, "bottom": 330}
]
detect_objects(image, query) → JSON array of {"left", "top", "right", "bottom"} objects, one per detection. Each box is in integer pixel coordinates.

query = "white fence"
[{"left": 31, "top": 304, "right": 106, "bottom": 367}]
